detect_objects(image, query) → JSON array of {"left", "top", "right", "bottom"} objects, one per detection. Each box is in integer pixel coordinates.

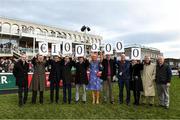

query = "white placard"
[
  {"left": 63, "top": 41, "right": 72, "bottom": 55},
  {"left": 104, "top": 43, "right": 113, "bottom": 55},
  {"left": 131, "top": 48, "right": 141, "bottom": 60},
  {"left": 115, "top": 41, "right": 124, "bottom": 53},
  {"left": 51, "top": 43, "right": 61, "bottom": 55},
  {"left": 38, "top": 42, "right": 48, "bottom": 55},
  {"left": 91, "top": 43, "right": 99, "bottom": 52},
  {"left": 75, "top": 45, "right": 84, "bottom": 57}
]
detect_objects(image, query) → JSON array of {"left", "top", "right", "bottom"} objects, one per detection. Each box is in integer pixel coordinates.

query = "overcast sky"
[{"left": 0, "top": 0, "right": 180, "bottom": 58}]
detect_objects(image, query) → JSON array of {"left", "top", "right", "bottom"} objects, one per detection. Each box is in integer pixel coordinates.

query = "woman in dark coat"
[
  {"left": 47, "top": 55, "right": 62, "bottom": 103},
  {"left": 30, "top": 54, "right": 48, "bottom": 104},
  {"left": 130, "top": 60, "right": 143, "bottom": 105},
  {"left": 61, "top": 56, "right": 75, "bottom": 104},
  {"left": 74, "top": 57, "right": 89, "bottom": 103}
]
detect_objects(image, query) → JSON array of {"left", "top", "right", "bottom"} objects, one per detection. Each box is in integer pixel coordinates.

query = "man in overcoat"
[
  {"left": 13, "top": 53, "right": 29, "bottom": 107},
  {"left": 141, "top": 56, "right": 156, "bottom": 106}
]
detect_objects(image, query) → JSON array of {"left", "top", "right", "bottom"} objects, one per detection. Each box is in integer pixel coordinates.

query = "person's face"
[
  {"left": 54, "top": 56, "right": 59, "bottom": 62},
  {"left": 79, "top": 57, "right": 84, "bottom": 63},
  {"left": 121, "top": 55, "right": 126, "bottom": 61},
  {"left": 106, "top": 54, "right": 111, "bottom": 60},
  {"left": 144, "top": 56, "right": 150, "bottom": 64},
  {"left": 21, "top": 54, "right": 26, "bottom": 62},
  {"left": 158, "top": 57, "right": 164, "bottom": 65},
  {"left": 132, "top": 60, "right": 137, "bottom": 65},
  {"left": 92, "top": 54, "right": 97, "bottom": 61},
  {"left": 21, "top": 55, "right": 26, "bottom": 62},
  {"left": 38, "top": 55, "right": 44, "bottom": 62},
  {"left": 65, "top": 57, "right": 69, "bottom": 63}
]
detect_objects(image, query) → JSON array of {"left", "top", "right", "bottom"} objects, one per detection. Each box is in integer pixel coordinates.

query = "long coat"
[
  {"left": 130, "top": 63, "right": 143, "bottom": 91},
  {"left": 47, "top": 59, "right": 62, "bottom": 82},
  {"left": 101, "top": 59, "right": 116, "bottom": 81},
  {"left": 141, "top": 63, "right": 156, "bottom": 96},
  {"left": 61, "top": 60, "right": 75, "bottom": 84},
  {"left": 74, "top": 59, "right": 89, "bottom": 85},
  {"left": 13, "top": 60, "right": 29, "bottom": 87},
  {"left": 30, "top": 58, "right": 47, "bottom": 91}
]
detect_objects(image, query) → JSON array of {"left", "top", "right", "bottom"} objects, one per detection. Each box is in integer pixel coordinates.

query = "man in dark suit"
[
  {"left": 61, "top": 56, "right": 75, "bottom": 104},
  {"left": 116, "top": 54, "right": 131, "bottom": 105},
  {"left": 100, "top": 54, "right": 116, "bottom": 104},
  {"left": 13, "top": 53, "right": 29, "bottom": 107},
  {"left": 47, "top": 55, "right": 62, "bottom": 104}
]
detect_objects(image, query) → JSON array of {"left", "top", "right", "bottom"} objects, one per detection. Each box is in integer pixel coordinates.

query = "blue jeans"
[
  {"left": 118, "top": 79, "right": 130, "bottom": 104},
  {"left": 63, "top": 83, "right": 72, "bottom": 103}
]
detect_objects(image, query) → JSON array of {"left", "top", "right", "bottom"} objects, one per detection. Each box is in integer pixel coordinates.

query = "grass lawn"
[{"left": 0, "top": 76, "right": 180, "bottom": 119}]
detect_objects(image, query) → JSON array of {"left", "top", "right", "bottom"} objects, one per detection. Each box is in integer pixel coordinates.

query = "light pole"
[{"left": 81, "top": 25, "right": 91, "bottom": 56}]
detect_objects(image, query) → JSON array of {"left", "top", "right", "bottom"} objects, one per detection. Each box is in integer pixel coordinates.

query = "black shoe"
[
  {"left": 110, "top": 101, "right": 114, "bottom": 104},
  {"left": 31, "top": 101, "right": 36, "bottom": 104},
  {"left": 165, "top": 106, "right": 169, "bottom": 109},
  {"left": 56, "top": 101, "right": 59, "bottom": 104},
  {"left": 23, "top": 100, "right": 27, "bottom": 104},
  {"left": 149, "top": 104, "right": 153, "bottom": 106},
  {"left": 68, "top": 101, "right": 71, "bottom": 104},
  {"left": 82, "top": 101, "right": 86, "bottom": 104},
  {"left": 158, "top": 104, "right": 164, "bottom": 107},
  {"left": 19, "top": 103, "right": 23, "bottom": 107},
  {"left": 119, "top": 101, "right": 123, "bottom": 104},
  {"left": 40, "top": 101, "right": 43, "bottom": 104},
  {"left": 126, "top": 102, "right": 130, "bottom": 106}
]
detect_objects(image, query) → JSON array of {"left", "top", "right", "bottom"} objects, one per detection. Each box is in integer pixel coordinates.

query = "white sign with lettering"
[
  {"left": 115, "top": 41, "right": 124, "bottom": 53},
  {"left": 63, "top": 41, "right": 72, "bottom": 55},
  {"left": 38, "top": 42, "right": 48, "bottom": 55},
  {"left": 131, "top": 48, "right": 141, "bottom": 60},
  {"left": 104, "top": 43, "right": 113, "bottom": 55},
  {"left": 91, "top": 43, "right": 99, "bottom": 52},
  {"left": 51, "top": 44, "right": 61, "bottom": 55},
  {"left": 75, "top": 45, "right": 84, "bottom": 57}
]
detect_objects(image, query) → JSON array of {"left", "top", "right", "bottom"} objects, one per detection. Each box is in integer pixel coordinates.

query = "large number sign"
[
  {"left": 91, "top": 43, "right": 99, "bottom": 52},
  {"left": 115, "top": 41, "right": 124, "bottom": 53},
  {"left": 38, "top": 42, "right": 48, "bottom": 55},
  {"left": 104, "top": 43, "right": 113, "bottom": 55},
  {"left": 51, "top": 43, "right": 61, "bottom": 55},
  {"left": 75, "top": 45, "right": 84, "bottom": 57},
  {"left": 63, "top": 41, "right": 72, "bottom": 55},
  {"left": 131, "top": 48, "right": 141, "bottom": 60}
]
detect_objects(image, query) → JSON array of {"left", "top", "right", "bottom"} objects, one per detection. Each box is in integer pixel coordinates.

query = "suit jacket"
[
  {"left": 47, "top": 59, "right": 62, "bottom": 82},
  {"left": 74, "top": 59, "right": 89, "bottom": 85},
  {"left": 101, "top": 59, "right": 116, "bottom": 81},
  {"left": 61, "top": 60, "right": 75, "bottom": 84},
  {"left": 13, "top": 60, "right": 29, "bottom": 87},
  {"left": 116, "top": 60, "right": 131, "bottom": 80}
]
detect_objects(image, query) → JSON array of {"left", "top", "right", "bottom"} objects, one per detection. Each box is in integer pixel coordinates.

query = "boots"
[
  {"left": 32, "top": 90, "right": 37, "bottom": 104},
  {"left": 92, "top": 91, "right": 95, "bottom": 104},
  {"left": 40, "top": 91, "right": 44, "bottom": 104},
  {"left": 96, "top": 91, "right": 100, "bottom": 104},
  {"left": 50, "top": 90, "right": 54, "bottom": 103},
  {"left": 18, "top": 91, "right": 23, "bottom": 107}
]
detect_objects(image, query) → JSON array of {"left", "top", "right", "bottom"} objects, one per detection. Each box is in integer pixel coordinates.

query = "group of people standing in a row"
[{"left": 13, "top": 52, "right": 172, "bottom": 109}]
